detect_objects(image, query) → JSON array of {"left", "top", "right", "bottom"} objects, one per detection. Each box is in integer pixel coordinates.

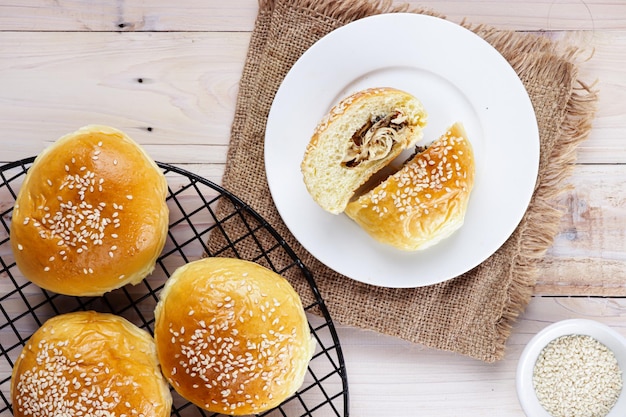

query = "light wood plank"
[
  {"left": 536, "top": 164, "right": 626, "bottom": 295},
  {"left": 0, "top": 31, "right": 248, "bottom": 163},
  {"left": 0, "top": 0, "right": 259, "bottom": 32},
  {"left": 0, "top": 30, "right": 624, "bottom": 164},
  {"left": 1, "top": 31, "right": 625, "bottom": 297},
  {"left": 552, "top": 30, "right": 626, "bottom": 164},
  {"left": 1, "top": 0, "right": 625, "bottom": 32},
  {"left": 337, "top": 295, "right": 626, "bottom": 416}
]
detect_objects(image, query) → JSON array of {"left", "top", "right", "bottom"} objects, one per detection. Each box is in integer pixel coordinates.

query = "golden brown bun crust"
[
  {"left": 11, "top": 311, "right": 172, "bottom": 417},
  {"left": 10, "top": 125, "right": 169, "bottom": 296},
  {"left": 345, "top": 122, "right": 475, "bottom": 251},
  {"left": 154, "top": 257, "right": 314, "bottom": 415},
  {"left": 301, "top": 87, "right": 427, "bottom": 214}
]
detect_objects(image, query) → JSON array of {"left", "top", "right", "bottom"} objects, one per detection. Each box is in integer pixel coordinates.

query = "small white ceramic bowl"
[{"left": 516, "top": 319, "right": 626, "bottom": 417}]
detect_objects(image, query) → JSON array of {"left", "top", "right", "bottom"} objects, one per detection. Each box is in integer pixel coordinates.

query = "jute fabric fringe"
[{"left": 213, "top": 0, "right": 598, "bottom": 362}]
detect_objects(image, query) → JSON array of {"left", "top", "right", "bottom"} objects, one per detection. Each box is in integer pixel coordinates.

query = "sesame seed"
[
  {"left": 17, "top": 244, "right": 24, "bottom": 251},
  {"left": 14, "top": 340, "right": 126, "bottom": 415},
  {"left": 126, "top": 195, "right": 133, "bottom": 200},
  {"left": 534, "top": 335, "right": 622, "bottom": 417}
]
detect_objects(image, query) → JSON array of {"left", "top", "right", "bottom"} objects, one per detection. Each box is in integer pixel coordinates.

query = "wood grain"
[
  {"left": 0, "top": 29, "right": 623, "bottom": 163},
  {"left": 1, "top": 0, "right": 625, "bottom": 31},
  {"left": 0, "top": 24, "right": 624, "bottom": 296},
  {"left": 0, "top": 31, "right": 247, "bottom": 163},
  {"left": 536, "top": 164, "right": 626, "bottom": 295},
  {"left": 338, "top": 296, "right": 626, "bottom": 416},
  {"left": 1, "top": 2, "right": 626, "bottom": 416}
]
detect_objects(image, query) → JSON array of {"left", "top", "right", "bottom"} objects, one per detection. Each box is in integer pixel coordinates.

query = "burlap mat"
[{"left": 213, "top": 0, "right": 598, "bottom": 362}]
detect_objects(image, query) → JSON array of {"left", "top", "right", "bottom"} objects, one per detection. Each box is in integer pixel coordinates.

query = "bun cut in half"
[
  {"left": 154, "top": 257, "right": 314, "bottom": 416},
  {"left": 301, "top": 87, "right": 427, "bottom": 214},
  {"left": 10, "top": 125, "right": 169, "bottom": 296},
  {"left": 345, "top": 122, "right": 475, "bottom": 251},
  {"left": 11, "top": 311, "right": 172, "bottom": 417}
]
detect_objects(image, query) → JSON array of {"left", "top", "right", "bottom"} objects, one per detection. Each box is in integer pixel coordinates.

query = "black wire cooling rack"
[{"left": 0, "top": 157, "right": 349, "bottom": 417}]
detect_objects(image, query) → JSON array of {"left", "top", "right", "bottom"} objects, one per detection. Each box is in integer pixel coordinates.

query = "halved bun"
[
  {"left": 10, "top": 125, "right": 169, "bottom": 296},
  {"left": 154, "top": 257, "right": 314, "bottom": 416},
  {"left": 301, "top": 87, "right": 427, "bottom": 214},
  {"left": 11, "top": 311, "right": 172, "bottom": 417},
  {"left": 345, "top": 122, "right": 475, "bottom": 251}
]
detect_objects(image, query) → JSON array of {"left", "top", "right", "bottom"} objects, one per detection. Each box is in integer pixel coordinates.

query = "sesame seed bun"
[
  {"left": 10, "top": 311, "right": 172, "bottom": 417},
  {"left": 10, "top": 125, "right": 169, "bottom": 296},
  {"left": 301, "top": 87, "right": 428, "bottom": 214},
  {"left": 345, "top": 122, "right": 475, "bottom": 251},
  {"left": 154, "top": 257, "right": 314, "bottom": 416}
]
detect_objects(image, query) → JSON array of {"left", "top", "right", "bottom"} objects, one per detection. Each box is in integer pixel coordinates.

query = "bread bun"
[
  {"left": 345, "top": 122, "right": 475, "bottom": 251},
  {"left": 10, "top": 125, "right": 169, "bottom": 296},
  {"left": 301, "top": 87, "right": 427, "bottom": 214},
  {"left": 11, "top": 311, "right": 172, "bottom": 417},
  {"left": 154, "top": 257, "right": 314, "bottom": 415}
]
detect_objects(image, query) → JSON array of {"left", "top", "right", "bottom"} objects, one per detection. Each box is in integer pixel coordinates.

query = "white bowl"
[{"left": 516, "top": 319, "right": 626, "bottom": 417}]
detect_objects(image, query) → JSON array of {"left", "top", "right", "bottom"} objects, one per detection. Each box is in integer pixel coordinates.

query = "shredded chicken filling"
[{"left": 343, "top": 111, "right": 408, "bottom": 168}]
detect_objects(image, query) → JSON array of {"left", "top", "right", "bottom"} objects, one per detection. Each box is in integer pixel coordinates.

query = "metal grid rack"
[{"left": 0, "top": 157, "right": 349, "bottom": 417}]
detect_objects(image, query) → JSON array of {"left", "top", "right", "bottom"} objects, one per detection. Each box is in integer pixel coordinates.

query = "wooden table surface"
[{"left": 1, "top": 1, "right": 626, "bottom": 416}]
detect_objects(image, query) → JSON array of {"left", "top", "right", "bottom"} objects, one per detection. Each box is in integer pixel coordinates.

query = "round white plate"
[{"left": 265, "top": 13, "right": 539, "bottom": 288}]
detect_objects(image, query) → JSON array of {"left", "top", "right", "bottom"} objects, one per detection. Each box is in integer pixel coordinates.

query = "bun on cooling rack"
[
  {"left": 154, "top": 257, "right": 314, "bottom": 416},
  {"left": 10, "top": 125, "right": 169, "bottom": 296},
  {"left": 345, "top": 122, "right": 475, "bottom": 251},
  {"left": 301, "top": 87, "right": 427, "bottom": 214},
  {"left": 10, "top": 311, "right": 172, "bottom": 417}
]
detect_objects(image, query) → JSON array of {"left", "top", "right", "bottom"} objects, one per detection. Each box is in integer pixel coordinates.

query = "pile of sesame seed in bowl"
[{"left": 516, "top": 319, "right": 626, "bottom": 417}]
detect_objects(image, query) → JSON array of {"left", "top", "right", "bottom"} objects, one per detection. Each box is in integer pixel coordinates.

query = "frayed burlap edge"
[
  {"left": 220, "top": 0, "right": 599, "bottom": 362},
  {"left": 462, "top": 26, "right": 599, "bottom": 358},
  {"left": 496, "top": 79, "right": 598, "bottom": 357}
]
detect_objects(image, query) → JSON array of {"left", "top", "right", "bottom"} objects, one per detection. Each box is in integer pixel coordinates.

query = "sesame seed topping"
[
  {"left": 24, "top": 164, "right": 132, "bottom": 275},
  {"left": 17, "top": 243, "right": 24, "bottom": 251},
  {"left": 357, "top": 130, "right": 471, "bottom": 221},
  {"left": 14, "top": 340, "right": 128, "bottom": 416},
  {"left": 164, "top": 289, "right": 303, "bottom": 412}
]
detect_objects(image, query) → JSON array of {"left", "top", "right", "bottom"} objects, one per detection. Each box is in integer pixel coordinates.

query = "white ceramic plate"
[
  {"left": 516, "top": 319, "right": 626, "bottom": 417},
  {"left": 265, "top": 13, "right": 539, "bottom": 288}
]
